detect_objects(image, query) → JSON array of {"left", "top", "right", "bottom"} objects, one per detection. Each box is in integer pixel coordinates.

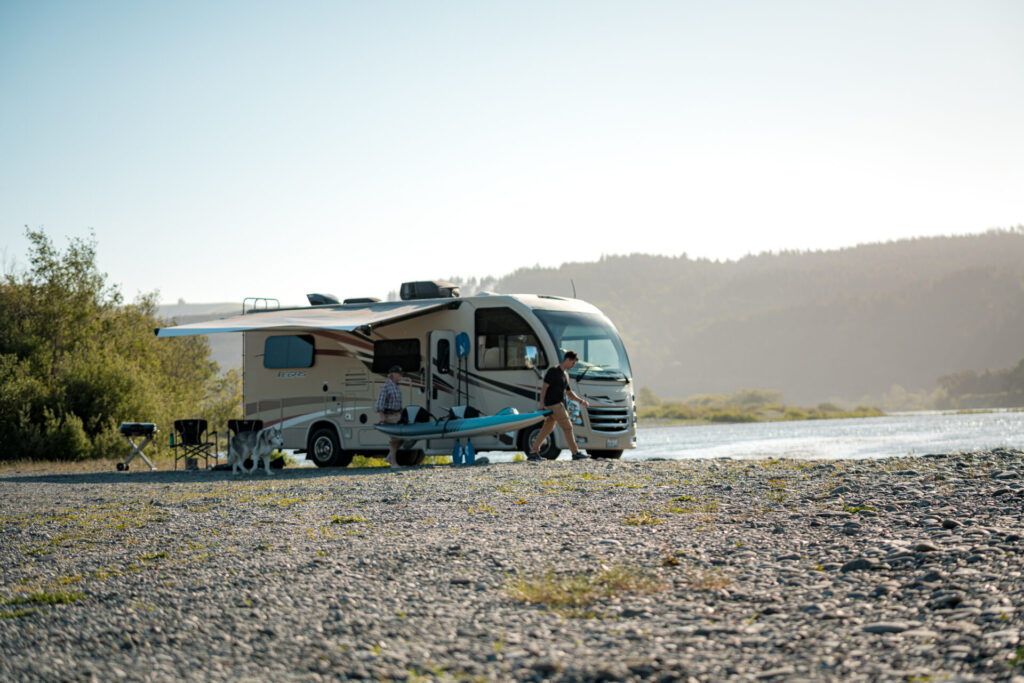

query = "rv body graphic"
[{"left": 157, "top": 285, "right": 637, "bottom": 466}]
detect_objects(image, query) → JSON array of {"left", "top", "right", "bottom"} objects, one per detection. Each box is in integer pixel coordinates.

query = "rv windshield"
[{"left": 533, "top": 309, "right": 632, "bottom": 381}]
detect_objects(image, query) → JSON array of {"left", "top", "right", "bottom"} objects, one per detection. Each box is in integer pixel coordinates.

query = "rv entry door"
[{"left": 428, "top": 330, "right": 457, "bottom": 420}]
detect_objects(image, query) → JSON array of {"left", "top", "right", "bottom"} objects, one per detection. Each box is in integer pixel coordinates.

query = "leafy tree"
[
  {"left": 0, "top": 228, "right": 240, "bottom": 461},
  {"left": 936, "top": 357, "right": 1024, "bottom": 409}
]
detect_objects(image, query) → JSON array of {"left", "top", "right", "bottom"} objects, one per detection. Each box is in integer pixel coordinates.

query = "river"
[
  {"left": 627, "top": 409, "right": 1024, "bottom": 461},
  {"left": 292, "top": 409, "right": 1022, "bottom": 465}
]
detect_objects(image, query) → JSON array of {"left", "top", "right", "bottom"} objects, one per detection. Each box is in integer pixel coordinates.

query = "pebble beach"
[{"left": 2, "top": 449, "right": 1023, "bottom": 682}]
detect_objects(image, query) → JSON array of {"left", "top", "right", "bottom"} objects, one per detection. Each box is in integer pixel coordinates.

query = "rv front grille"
[{"left": 587, "top": 407, "right": 630, "bottom": 433}]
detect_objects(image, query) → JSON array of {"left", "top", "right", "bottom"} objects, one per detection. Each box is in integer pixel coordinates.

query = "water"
[
  {"left": 626, "top": 410, "right": 1024, "bottom": 461},
  {"left": 291, "top": 410, "right": 1022, "bottom": 465}
]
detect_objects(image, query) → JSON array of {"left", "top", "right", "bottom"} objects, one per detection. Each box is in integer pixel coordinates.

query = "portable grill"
[{"left": 118, "top": 422, "right": 157, "bottom": 471}]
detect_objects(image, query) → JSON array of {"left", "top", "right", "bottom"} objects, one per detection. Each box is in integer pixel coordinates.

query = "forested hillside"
[
  {"left": 470, "top": 229, "right": 1024, "bottom": 406},
  {"left": 160, "top": 230, "right": 1024, "bottom": 408}
]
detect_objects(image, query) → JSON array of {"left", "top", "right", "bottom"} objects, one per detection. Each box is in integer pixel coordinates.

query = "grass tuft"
[
  {"left": 1, "top": 590, "right": 86, "bottom": 607},
  {"left": 348, "top": 456, "right": 389, "bottom": 469},
  {"left": 684, "top": 567, "right": 732, "bottom": 591},
  {"left": 506, "top": 565, "right": 664, "bottom": 613},
  {"left": 623, "top": 510, "right": 661, "bottom": 526},
  {"left": 331, "top": 514, "right": 369, "bottom": 524}
]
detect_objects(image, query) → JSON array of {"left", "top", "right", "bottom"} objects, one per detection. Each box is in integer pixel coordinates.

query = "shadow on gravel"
[{"left": 0, "top": 464, "right": 457, "bottom": 486}]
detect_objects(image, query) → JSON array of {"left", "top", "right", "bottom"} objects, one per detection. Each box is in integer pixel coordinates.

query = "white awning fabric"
[{"left": 155, "top": 301, "right": 453, "bottom": 338}]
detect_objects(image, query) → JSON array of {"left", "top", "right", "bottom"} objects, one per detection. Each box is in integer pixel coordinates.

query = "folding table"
[{"left": 117, "top": 422, "right": 158, "bottom": 471}]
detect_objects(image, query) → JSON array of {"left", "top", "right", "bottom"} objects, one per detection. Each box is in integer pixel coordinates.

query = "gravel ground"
[{"left": 2, "top": 449, "right": 1023, "bottom": 682}]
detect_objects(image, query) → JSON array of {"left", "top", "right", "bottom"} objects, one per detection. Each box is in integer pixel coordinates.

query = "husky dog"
[{"left": 228, "top": 427, "right": 284, "bottom": 475}]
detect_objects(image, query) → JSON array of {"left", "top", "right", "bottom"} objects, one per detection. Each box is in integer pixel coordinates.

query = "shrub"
[
  {"left": 782, "top": 407, "right": 809, "bottom": 421},
  {"left": 0, "top": 229, "right": 240, "bottom": 461},
  {"left": 707, "top": 410, "right": 760, "bottom": 423}
]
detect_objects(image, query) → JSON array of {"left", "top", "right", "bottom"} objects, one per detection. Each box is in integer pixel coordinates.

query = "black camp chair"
[
  {"left": 399, "top": 407, "right": 432, "bottom": 425},
  {"left": 171, "top": 419, "right": 218, "bottom": 471},
  {"left": 228, "top": 419, "right": 264, "bottom": 437},
  {"left": 227, "top": 419, "right": 264, "bottom": 471}
]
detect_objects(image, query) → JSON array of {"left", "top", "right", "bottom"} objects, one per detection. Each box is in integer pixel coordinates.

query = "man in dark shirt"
[{"left": 528, "top": 350, "right": 590, "bottom": 461}]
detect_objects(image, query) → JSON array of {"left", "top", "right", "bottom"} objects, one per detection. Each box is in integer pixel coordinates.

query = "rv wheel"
[
  {"left": 519, "top": 425, "right": 560, "bottom": 461},
  {"left": 308, "top": 427, "right": 351, "bottom": 467},
  {"left": 397, "top": 449, "right": 426, "bottom": 467}
]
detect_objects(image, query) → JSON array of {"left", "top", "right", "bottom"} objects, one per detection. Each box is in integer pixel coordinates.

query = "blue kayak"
[{"left": 375, "top": 408, "right": 550, "bottom": 440}]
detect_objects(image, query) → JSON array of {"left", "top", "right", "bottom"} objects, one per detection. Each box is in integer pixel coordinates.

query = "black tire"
[
  {"left": 396, "top": 449, "right": 426, "bottom": 466},
  {"left": 587, "top": 449, "right": 624, "bottom": 459},
  {"left": 308, "top": 426, "right": 352, "bottom": 468},
  {"left": 520, "top": 425, "right": 560, "bottom": 461}
]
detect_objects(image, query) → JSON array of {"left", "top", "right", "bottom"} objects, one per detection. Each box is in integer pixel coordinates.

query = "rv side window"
[
  {"left": 475, "top": 308, "right": 547, "bottom": 370},
  {"left": 264, "top": 335, "right": 315, "bottom": 369},
  {"left": 372, "top": 339, "right": 421, "bottom": 373}
]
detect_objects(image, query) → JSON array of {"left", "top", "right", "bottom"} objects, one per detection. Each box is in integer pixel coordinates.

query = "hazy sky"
[{"left": 2, "top": 0, "right": 1021, "bottom": 305}]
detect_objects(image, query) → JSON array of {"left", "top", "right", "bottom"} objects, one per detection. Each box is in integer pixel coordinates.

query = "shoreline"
[
  {"left": 637, "top": 406, "right": 1024, "bottom": 429},
  {"left": 2, "top": 449, "right": 1022, "bottom": 681}
]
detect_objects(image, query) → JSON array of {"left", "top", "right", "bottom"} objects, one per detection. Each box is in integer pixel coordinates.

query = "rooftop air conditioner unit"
[
  {"left": 306, "top": 293, "right": 340, "bottom": 306},
  {"left": 399, "top": 281, "right": 460, "bottom": 301}
]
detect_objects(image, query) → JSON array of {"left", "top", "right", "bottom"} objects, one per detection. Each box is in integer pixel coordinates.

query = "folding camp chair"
[{"left": 171, "top": 419, "right": 218, "bottom": 470}]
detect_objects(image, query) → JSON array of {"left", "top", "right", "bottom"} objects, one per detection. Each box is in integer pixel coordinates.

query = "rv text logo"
[{"left": 277, "top": 371, "right": 307, "bottom": 379}]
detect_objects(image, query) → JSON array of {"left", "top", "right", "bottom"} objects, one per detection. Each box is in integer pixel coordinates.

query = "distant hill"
[
  {"left": 157, "top": 302, "right": 242, "bottom": 321},
  {"left": 157, "top": 302, "right": 241, "bottom": 373},
  {"left": 165, "top": 230, "right": 1024, "bottom": 406},
  {"left": 480, "top": 229, "right": 1024, "bottom": 405}
]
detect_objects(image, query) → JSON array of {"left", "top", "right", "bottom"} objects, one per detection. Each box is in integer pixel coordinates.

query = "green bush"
[
  {"left": 783, "top": 407, "right": 809, "bottom": 421},
  {"left": 43, "top": 411, "right": 92, "bottom": 461},
  {"left": 707, "top": 410, "right": 760, "bottom": 423},
  {"left": 0, "top": 228, "right": 240, "bottom": 461}
]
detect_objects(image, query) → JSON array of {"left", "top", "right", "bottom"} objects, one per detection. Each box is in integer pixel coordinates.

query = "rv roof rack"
[
  {"left": 243, "top": 297, "right": 281, "bottom": 314},
  {"left": 400, "top": 280, "right": 460, "bottom": 301}
]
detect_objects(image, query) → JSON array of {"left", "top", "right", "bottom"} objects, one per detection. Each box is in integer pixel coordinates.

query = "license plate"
[{"left": 606, "top": 438, "right": 618, "bottom": 448}]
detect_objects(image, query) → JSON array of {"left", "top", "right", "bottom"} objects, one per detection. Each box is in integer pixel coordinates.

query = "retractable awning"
[{"left": 155, "top": 300, "right": 456, "bottom": 338}]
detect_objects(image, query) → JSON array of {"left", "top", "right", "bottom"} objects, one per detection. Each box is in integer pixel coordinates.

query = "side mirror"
[{"left": 524, "top": 345, "right": 543, "bottom": 378}]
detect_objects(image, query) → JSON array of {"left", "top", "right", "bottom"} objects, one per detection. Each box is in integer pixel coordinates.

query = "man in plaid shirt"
[{"left": 377, "top": 365, "right": 404, "bottom": 467}]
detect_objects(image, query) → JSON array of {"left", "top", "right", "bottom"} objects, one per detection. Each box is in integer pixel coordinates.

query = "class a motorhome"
[{"left": 156, "top": 281, "right": 637, "bottom": 466}]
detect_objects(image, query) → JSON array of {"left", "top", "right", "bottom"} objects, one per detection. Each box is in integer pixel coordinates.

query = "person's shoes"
[
  {"left": 525, "top": 452, "right": 541, "bottom": 462},
  {"left": 571, "top": 452, "right": 589, "bottom": 460}
]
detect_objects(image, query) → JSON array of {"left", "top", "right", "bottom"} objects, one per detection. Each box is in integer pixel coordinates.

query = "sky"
[{"left": 2, "top": 0, "right": 1022, "bottom": 306}]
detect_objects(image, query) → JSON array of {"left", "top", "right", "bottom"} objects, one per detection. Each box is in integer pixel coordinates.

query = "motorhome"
[{"left": 157, "top": 281, "right": 637, "bottom": 466}]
